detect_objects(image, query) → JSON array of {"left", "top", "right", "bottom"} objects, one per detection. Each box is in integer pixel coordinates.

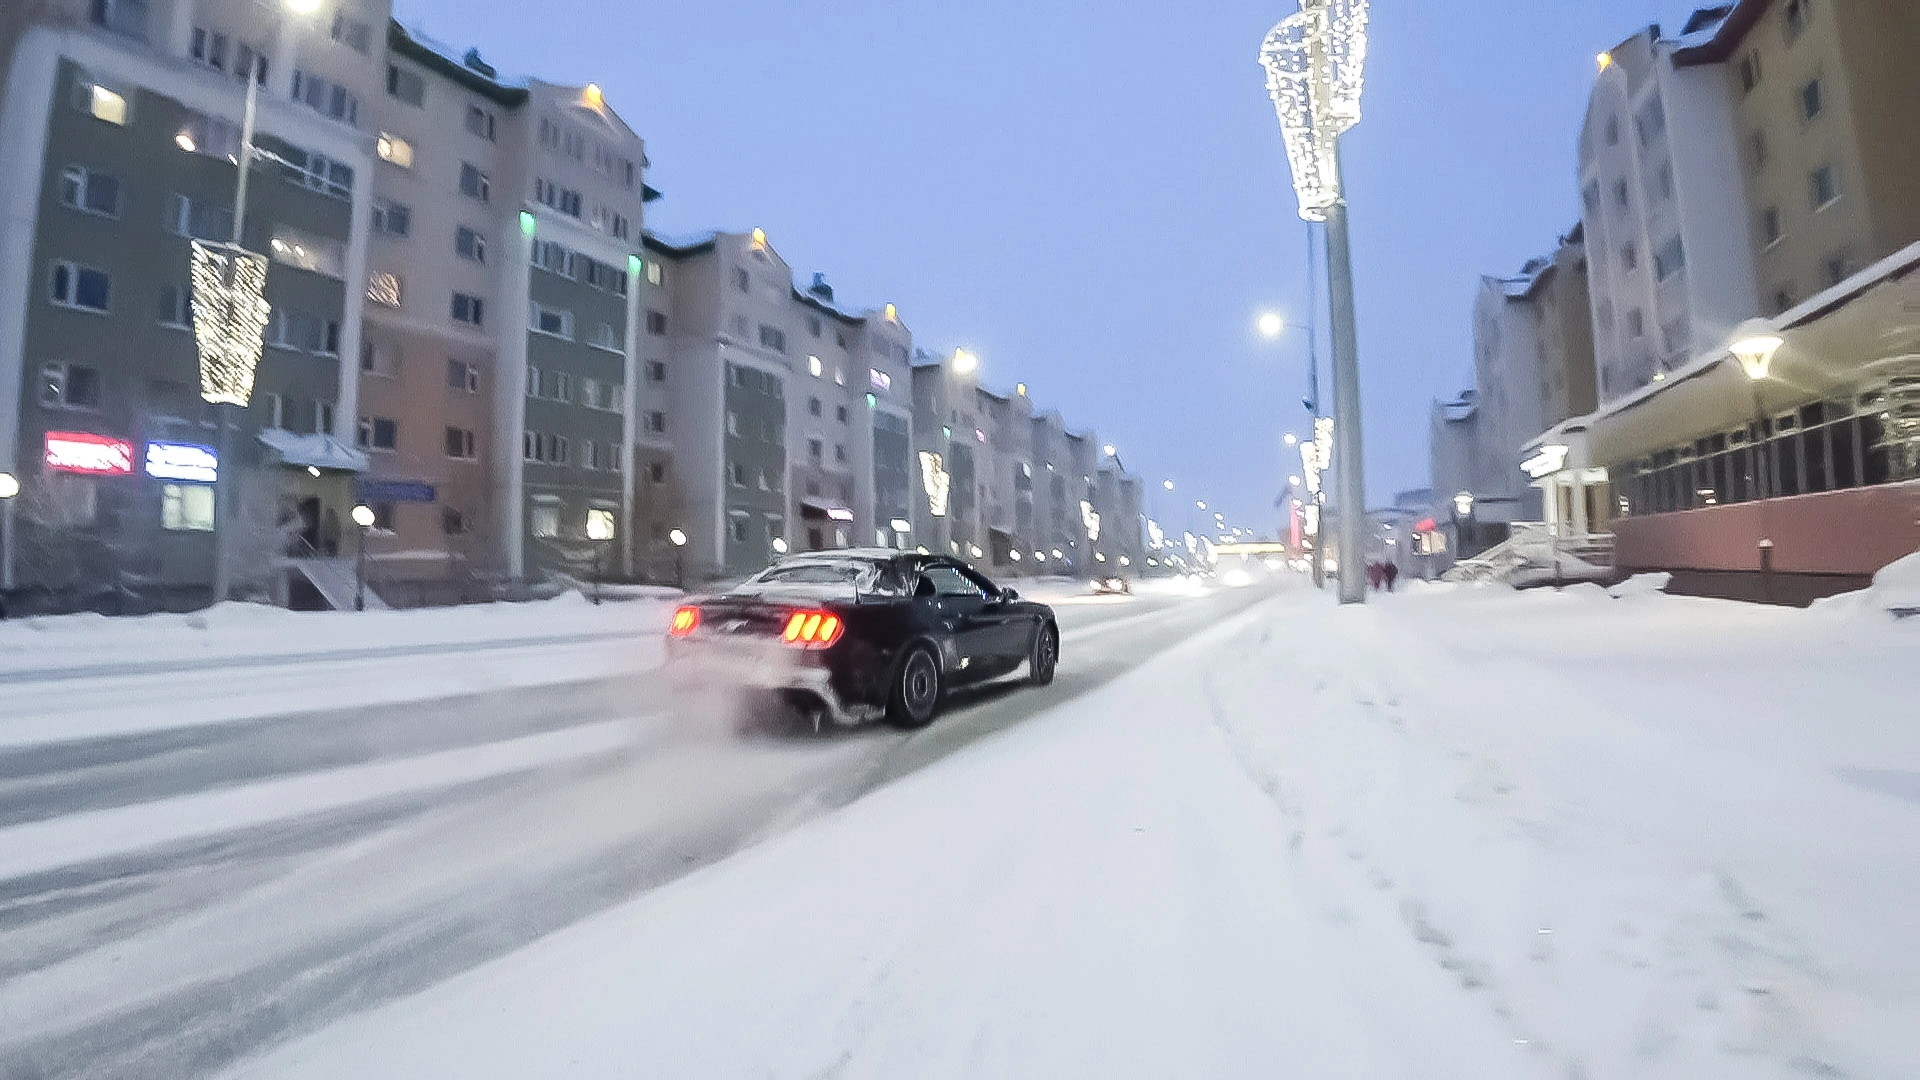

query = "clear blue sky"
[{"left": 401, "top": 0, "right": 1684, "bottom": 533}]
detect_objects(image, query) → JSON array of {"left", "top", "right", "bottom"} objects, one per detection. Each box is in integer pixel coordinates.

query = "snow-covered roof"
[
  {"left": 642, "top": 229, "right": 720, "bottom": 255},
  {"left": 388, "top": 22, "right": 530, "bottom": 106}
]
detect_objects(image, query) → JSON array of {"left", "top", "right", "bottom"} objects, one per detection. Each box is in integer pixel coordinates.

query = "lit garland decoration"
[
  {"left": 1080, "top": 500, "right": 1101, "bottom": 542},
  {"left": 1301, "top": 415, "right": 1335, "bottom": 496},
  {"left": 189, "top": 239, "right": 272, "bottom": 406},
  {"left": 918, "top": 451, "right": 950, "bottom": 517},
  {"left": 1258, "top": 0, "right": 1370, "bottom": 222},
  {"left": 366, "top": 271, "right": 403, "bottom": 308},
  {"left": 1147, "top": 519, "right": 1165, "bottom": 549}
]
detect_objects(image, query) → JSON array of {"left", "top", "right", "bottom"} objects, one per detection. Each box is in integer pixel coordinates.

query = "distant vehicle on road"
[
  {"left": 666, "top": 550, "right": 1058, "bottom": 730},
  {"left": 1092, "top": 575, "right": 1131, "bottom": 595}
]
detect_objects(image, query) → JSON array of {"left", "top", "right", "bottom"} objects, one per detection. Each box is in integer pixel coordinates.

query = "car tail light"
[
  {"left": 781, "top": 609, "right": 843, "bottom": 648},
  {"left": 668, "top": 606, "right": 700, "bottom": 637}
]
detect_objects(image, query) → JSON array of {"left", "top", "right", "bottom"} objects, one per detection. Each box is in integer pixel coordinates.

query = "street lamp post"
[
  {"left": 668, "top": 528, "right": 688, "bottom": 589},
  {"left": 199, "top": 0, "right": 320, "bottom": 607},
  {"left": 1261, "top": 0, "right": 1371, "bottom": 603},
  {"left": 350, "top": 503, "right": 374, "bottom": 611},
  {"left": 0, "top": 471, "right": 18, "bottom": 602},
  {"left": 1729, "top": 321, "right": 1785, "bottom": 602}
]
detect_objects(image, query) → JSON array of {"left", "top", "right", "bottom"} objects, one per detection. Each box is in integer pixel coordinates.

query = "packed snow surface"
[{"left": 219, "top": 581, "right": 1919, "bottom": 1079}]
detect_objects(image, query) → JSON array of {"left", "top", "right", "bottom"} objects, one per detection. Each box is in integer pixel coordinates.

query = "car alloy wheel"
[
  {"left": 889, "top": 646, "right": 941, "bottom": 729},
  {"left": 1029, "top": 623, "right": 1057, "bottom": 686}
]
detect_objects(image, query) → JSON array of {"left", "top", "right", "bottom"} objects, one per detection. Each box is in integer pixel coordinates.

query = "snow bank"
[
  {"left": 0, "top": 592, "right": 672, "bottom": 678},
  {"left": 1607, "top": 571, "right": 1671, "bottom": 598}
]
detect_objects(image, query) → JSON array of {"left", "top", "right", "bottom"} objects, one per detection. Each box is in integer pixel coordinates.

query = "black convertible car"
[{"left": 666, "top": 550, "right": 1058, "bottom": 730}]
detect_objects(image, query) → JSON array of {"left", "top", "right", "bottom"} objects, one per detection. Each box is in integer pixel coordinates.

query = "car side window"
[{"left": 922, "top": 565, "right": 984, "bottom": 599}]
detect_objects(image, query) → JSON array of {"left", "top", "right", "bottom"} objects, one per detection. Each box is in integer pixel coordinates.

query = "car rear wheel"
[
  {"left": 886, "top": 645, "right": 942, "bottom": 729},
  {"left": 1027, "top": 622, "right": 1058, "bottom": 686}
]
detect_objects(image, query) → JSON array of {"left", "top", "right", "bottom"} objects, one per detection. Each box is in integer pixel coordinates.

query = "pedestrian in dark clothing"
[
  {"left": 1384, "top": 561, "right": 1399, "bottom": 592},
  {"left": 1366, "top": 561, "right": 1382, "bottom": 591}
]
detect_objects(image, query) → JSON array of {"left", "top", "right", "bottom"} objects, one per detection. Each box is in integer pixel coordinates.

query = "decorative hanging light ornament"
[
  {"left": 1258, "top": 0, "right": 1370, "bottom": 222},
  {"left": 1080, "top": 500, "right": 1101, "bottom": 543},
  {"left": 189, "top": 239, "right": 272, "bottom": 406},
  {"left": 918, "top": 451, "right": 950, "bottom": 517}
]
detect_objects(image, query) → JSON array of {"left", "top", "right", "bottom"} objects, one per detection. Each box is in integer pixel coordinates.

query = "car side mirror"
[
  {"left": 914, "top": 576, "right": 937, "bottom": 599},
  {"left": 1000, "top": 587, "right": 1020, "bottom": 602}
]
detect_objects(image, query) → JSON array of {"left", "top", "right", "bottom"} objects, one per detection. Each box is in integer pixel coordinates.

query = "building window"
[
  {"left": 809, "top": 438, "right": 823, "bottom": 461},
  {"left": 1621, "top": 243, "right": 1638, "bottom": 272},
  {"left": 1739, "top": 50, "right": 1762, "bottom": 94},
  {"left": 645, "top": 261, "right": 664, "bottom": 286},
  {"left": 588, "top": 322, "right": 622, "bottom": 352},
  {"left": 49, "top": 261, "right": 110, "bottom": 312},
  {"left": 451, "top": 292, "right": 485, "bottom": 326},
  {"left": 455, "top": 226, "right": 487, "bottom": 263},
  {"left": 330, "top": 12, "right": 373, "bottom": 53},
  {"left": 465, "top": 105, "right": 496, "bottom": 141},
  {"left": 1627, "top": 309, "right": 1645, "bottom": 338},
  {"left": 645, "top": 360, "right": 667, "bottom": 383},
  {"left": 809, "top": 396, "right": 822, "bottom": 417},
  {"left": 360, "top": 338, "right": 400, "bottom": 377},
  {"left": 530, "top": 302, "right": 574, "bottom": 339},
  {"left": 268, "top": 225, "right": 346, "bottom": 278},
  {"left": 552, "top": 372, "right": 574, "bottom": 402},
  {"left": 1655, "top": 162, "right": 1674, "bottom": 200},
  {"left": 40, "top": 362, "right": 102, "bottom": 408},
  {"left": 1799, "top": 78, "right": 1823, "bottom": 121},
  {"left": 587, "top": 507, "right": 616, "bottom": 540},
  {"left": 447, "top": 357, "right": 480, "bottom": 392},
  {"left": 534, "top": 178, "right": 582, "bottom": 217},
  {"left": 442, "top": 506, "right": 468, "bottom": 535},
  {"left": 735, "top": 267, "right": 750, "bottom": 293},
  {"left": 582, "top": 441, "right": 600, "bottom": 471},
  {"left": 367, "top": 271, "right": 403, "bottom": 308},
  {"left": 834, "top": 444, "right": 846, "bottom": 463},
  {"left": 161, "top": 484, "right": 215, "bottom": 531},
  {"left": 531, "top": 239, "right": 576, "bottom": 277},
  {"left": 316, "top": 400, "right": 335, "bottom": 434},
  {"left": 1749, "top": 129, "right": 1769, "bottom": 171},
  {"left": 1653, "top": 236, "right": 1686, "bottom": 282},
  {"left": 836, "top": 404, "right": 849, "bottom": 424},
  {"left": 1581, "top": 181, "right": 1600, "bottom": 215},
  {"left": 75, "top": 78, "right": 129, "bottom": 125},
  {"left": 581, "top": 258, "right": 627, "bottom": 295},
  {"left": 1824, "top": 250, "right": 1853, "bottom": 287},
  {"left": 157, "top": 283, "right": 191, "bottom": 327},
  {"left": 523, "top": 429, "right": 542, "bottom": 462},
  {"left": 386, "top": 63, "right": 425, "bottom": 106},
  {"left": 550, "top": 435, "right": 570, "bottom": 465},
  {"left": 459, "top": 163, "right": 490, "bottom": 202},
  {"left": 759, "top": 324, "right": 787, "bottom": 353},
  {"left": 648, "top": 461, "right": 667, "bottom": 484},
  {"left": 1810, "top": 164, "right": 1839, "bottom": 209},
  {"left": 375, "top": 132, "right": 414, "bottom": 168},
  {"left": 729, "top": 314, "right": 751, "bottom": 338},
  {"left": 729, "top": 513, "right": 751, "bottom": 544},
  {"left": 1761, "top": 206, "right": 1782, "bottom": 247},
  {"left": 444, "top": 426, "right": 477, "bottom": 460},
  {"left": 1784, "top": 0, "right": 1811, "bottom": 42},
  {"left": 727, "top": 461, "right": 745, "bottom": 488},
  {"left": 644, "top": 410, "right": 666, "bottom": 434},
  {"left": 531, "top": 502, "right": 560, "bottom": 538},
  {"left": 163, "top": 193, "right": 233, "bottom": 240},
  {"left": 292, "top": 70, "right": 359, "bottom": 125},
  {"left": 190, "top": 26, "right": 230, "bottom": 71},
  {"left": 725, "top": 411, "right": 740, "bottom": 437},
  {"left": 357, "top": 416, "right": 398, "bottom": 451},
  {"left": 58, "top": 165, "right": 120, "bottom": 217},
  {"left": 371, "top": 198, "right": 411, "bottom": 236},
  {"left": 282, "top": 148, "right": 354, "bottom": 199},
  {"left": 1613, "top": 179, "right": 1629, "bottom": 210},
  {"left": 1633, "top": 95, "right": 1665, "bottom": 148},
  {"left": 729, "top": 364, "right": 746, "bottom": 389}
]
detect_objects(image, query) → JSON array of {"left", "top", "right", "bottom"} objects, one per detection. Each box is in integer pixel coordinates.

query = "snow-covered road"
[
  {"left": 209, "top": 576, "right": 1920, "bottom": 1080},
  {"left": 0, "top": 578, "right": 1274, "bottom": 1079}
]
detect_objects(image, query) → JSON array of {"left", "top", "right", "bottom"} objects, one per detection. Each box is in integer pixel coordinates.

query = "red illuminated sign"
[
  {"left": 45, "top": 431, "right": 134, "bottom": 475},
  {"left": 1415, "top": 517, "right": 1438, "bottom": 533}
]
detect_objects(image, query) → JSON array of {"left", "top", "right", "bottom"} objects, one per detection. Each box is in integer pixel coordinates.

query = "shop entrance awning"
[{"left": 258, "top": 428, "right": 369, "bottom": 472}]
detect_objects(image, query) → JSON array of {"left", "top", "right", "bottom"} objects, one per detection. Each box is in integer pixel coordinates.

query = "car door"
[
  {"left": 959, "top": 565, "right": 1031, "bottom": 673},
  {"left": 918, "top": 562, "right": 1000, "bottom": 684}
]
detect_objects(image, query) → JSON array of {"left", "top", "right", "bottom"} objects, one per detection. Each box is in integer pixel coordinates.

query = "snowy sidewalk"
[{"left": 224, "top": 580, "right": 1920, "bottom": 1080}]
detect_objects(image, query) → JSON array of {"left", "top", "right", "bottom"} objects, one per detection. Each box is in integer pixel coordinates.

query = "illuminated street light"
[
  {"left": 1258, "top": 312, "right": 1285, "bottom": 338},
  {"left": 1196, "top": 501, "right": 1207, "bottom": 510},
  {"left": 0, "top": 470, "right": 17, "bottom": 593},
  {"left": 1283, "top": 432, "right": 1298, "bottom": 445},
  {"left": 952, "top": 349, "right": 979, "bottom": 375},
  {"left": 350, "top": 504, "right": 375, "bottom": 612},
  {"left": 1102, "top": 444, "right": 1117, "bottom": 457},
  {"left": 1728, "top": 319, "right": 1784, "bottom": 381},
  {"left": 1289, "top": 474, "right": 1303, "bottom": 485},
  {"left": 1163, "top": 478, "right": 1175, "bottom": 491},
  {"left": 668, "top": 528, "right": 689, "bottom": 588}
]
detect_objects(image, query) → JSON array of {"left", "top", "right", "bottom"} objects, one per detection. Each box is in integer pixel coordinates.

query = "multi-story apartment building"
[
  {"left": 645, "top": 227, "right": 912, "bottom": 580},
  {"left": 1, "top": 0, "right": 381, "bottom": 607},
  {"left": 1672, "top": 0, "right": 1920, "bottom": 315},
  {"left": 1580, "top": 15, "right": 1758, "bottom": 402},
  {"left": 360, "top": 26, "right": 648, "bottom": 592},
  {"left": 1028, "top": 408, "right": 1072, "bottom": 567}
]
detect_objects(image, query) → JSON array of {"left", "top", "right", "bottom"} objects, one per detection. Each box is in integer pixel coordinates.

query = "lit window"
[
  {"left": 161, "top": 484, "right": 216, "bottom": 531},
  {"left": 376, "top": 133, "right": 414, "bottom": 168},
  {"left": 78, "top": 80, "right": 128, "bottom": 125}
]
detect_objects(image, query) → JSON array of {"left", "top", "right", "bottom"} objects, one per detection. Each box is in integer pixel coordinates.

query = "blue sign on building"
[{"left": 356, "top": 479, "right": 437, "bottom": 503}]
